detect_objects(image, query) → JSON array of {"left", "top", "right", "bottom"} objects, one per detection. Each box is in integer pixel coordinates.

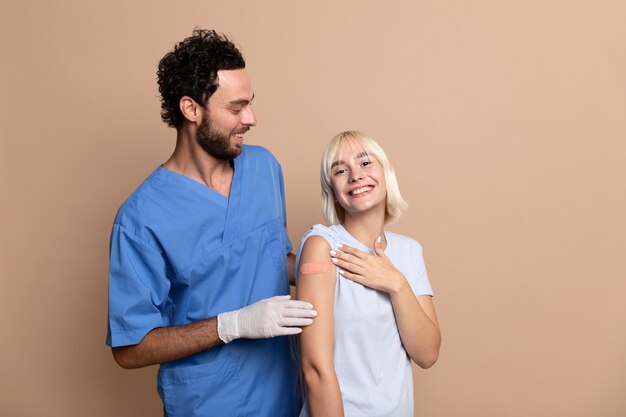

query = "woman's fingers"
[
  {"left": 338, "top": 269, "right": 365, "bottom": 284},
  {"left": 373, "top": 237, "right": 388, "bottom": 259},
  {"left": 331, "top": 244, "right": 397, "bottom": 292},
  {"left": 330, "top": 256, "right": 363, "bottom": 274},
  {"left": 335, "top": 244, "right": 365, "bottom": 258},
  {"left": 330, "top": 248, "right": 365, "bottom": 270},
  {"left": 330, "top": 248, "right": 361, "bottom": 263}
]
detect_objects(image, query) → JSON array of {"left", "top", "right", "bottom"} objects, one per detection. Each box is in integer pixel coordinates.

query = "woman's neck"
[{"left": 342, "top": 209, "right": 386, "bottom": 250}]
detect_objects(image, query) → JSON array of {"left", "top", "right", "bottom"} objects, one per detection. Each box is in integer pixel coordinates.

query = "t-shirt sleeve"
[
  {"left": 295, "top": 225, "right": 338, "bottom": 282},
  {"left": 106, "top": 224, "right": 170, "bottom": 347},
  {"left": 406, "top": 240, "right": 434, "bottom": 297}
]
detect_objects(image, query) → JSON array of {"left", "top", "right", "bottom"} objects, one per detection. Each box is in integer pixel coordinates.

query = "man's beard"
[{"left": 196, "top": 114, "right": 243, "bottom": 161}]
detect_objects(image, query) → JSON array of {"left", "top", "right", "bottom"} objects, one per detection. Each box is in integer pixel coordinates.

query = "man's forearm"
[{"left": 112, "top": 318, "right": 222, "bottom": 369}]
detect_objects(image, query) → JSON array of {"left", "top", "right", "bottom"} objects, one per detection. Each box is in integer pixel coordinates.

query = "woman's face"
[{"left": 330, "top": 139, "right": 387, "bottom": 218}]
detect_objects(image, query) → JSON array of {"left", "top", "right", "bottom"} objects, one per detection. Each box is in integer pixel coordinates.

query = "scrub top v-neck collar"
[
  {"left": 156, "top": 151, "right": 244, "bottom": 244},
  {"left": 156, "top": 166, "right": 228, "bottom": 209},
  {"left": 223, "top": 153, "right": 244, "bottom": 243}
]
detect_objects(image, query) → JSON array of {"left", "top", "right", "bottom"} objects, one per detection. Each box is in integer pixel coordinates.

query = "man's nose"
[{"left": 242, "top": 107, "right": 256, "bottom": 126}]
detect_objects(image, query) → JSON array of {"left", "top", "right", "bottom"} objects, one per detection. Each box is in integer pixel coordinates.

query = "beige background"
[{"left": 1, "top": 1, "right": 625, "bottom": 416}]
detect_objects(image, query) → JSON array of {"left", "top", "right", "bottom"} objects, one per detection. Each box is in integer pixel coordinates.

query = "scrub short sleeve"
[
  {"left": 282, "top": 223, "right": 293, "bottom": 255},
  {"left": 277, "top": 162, "right": 293, "bottom": 254},
  {"left": 107, "top": 224, "right": 170, "bottom": 347}
]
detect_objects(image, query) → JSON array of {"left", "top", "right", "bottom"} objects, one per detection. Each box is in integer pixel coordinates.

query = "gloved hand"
[{"left": 217, "top": 295, "right": 317, "bottom": 343}]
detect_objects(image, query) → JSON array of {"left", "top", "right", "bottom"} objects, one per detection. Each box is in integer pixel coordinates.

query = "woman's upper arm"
[{"left": 296, "top": 235, "right": 336, "bottom": 372}]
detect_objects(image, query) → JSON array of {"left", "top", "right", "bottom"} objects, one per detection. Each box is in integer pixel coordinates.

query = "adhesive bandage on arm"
[{"left": 300, "top": 263, "right": 330, "bottom": 275}]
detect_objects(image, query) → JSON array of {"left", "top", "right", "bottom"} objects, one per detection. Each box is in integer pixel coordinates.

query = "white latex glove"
[{"left": 217, "top": 295, "right": 317, "bottom": 343}]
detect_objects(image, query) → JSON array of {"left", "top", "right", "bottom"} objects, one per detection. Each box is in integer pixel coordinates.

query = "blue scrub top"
[{"left": 107, "top": 145, "right": 301, "bottom": 417}]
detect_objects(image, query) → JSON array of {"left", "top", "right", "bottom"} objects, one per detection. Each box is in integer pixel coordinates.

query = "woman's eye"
[
  {"left": 334, "top": 169, "right": 347, "bottom": 175},
  {"left": 361, "top": 160, "right": 372, "bottom": 167}
]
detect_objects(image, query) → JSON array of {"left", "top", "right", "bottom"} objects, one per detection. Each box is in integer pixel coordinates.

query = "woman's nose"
[{"left": 349, "top": 171, "right": 363, "bottom": 182}]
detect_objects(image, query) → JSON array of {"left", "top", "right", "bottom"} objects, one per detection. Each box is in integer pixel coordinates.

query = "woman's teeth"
[{"left": 350, "top": 186, "right": 372, "bottom": 196}]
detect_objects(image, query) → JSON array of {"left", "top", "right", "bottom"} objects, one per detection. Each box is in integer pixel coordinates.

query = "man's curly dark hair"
[{"left": 157, "top": 29, "right": 245, "bottom": 129}]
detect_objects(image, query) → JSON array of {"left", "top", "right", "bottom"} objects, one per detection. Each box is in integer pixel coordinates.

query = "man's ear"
[{"left": 179, "top": 96, "right": 202, "bottom": 123}]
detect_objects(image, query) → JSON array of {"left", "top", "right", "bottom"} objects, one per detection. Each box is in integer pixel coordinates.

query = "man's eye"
[{"left": 230, "top": 108, "right": 242, "bottom": 114}]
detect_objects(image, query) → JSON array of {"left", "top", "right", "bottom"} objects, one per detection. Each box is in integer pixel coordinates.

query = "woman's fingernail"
[
  {"left": 377, "top": 236, "right": 382, "bottom": 243},
  {"left": 331, "top": 258, "right": 339, "bottom": 263},
  {"left": 329, "top": 250, "right": 336, "bottom": 256},
  {"left": 338, "top": 270, "right": 344, "bottom": 275},
  {"left": 337, "top": 243, "right": 343, "bottom": 248}
]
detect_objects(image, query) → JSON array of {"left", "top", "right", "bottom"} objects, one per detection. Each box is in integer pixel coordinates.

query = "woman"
[{"left": 296, "top": 131, "right": 441, "bottom": 417}]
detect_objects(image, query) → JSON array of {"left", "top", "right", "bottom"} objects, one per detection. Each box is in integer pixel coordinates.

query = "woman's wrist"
[{"left": 388, "top": 272, "right": 409, "bottom": 296}]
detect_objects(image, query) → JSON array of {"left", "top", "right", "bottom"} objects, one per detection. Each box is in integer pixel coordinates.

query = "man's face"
[{"left": 197, "top": 69, "right": 256, "bottom": 160}]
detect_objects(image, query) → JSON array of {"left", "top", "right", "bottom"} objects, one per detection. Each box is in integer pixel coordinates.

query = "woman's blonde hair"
[{"left": 320, "top": 131, "right": 408, "bottom": 225}]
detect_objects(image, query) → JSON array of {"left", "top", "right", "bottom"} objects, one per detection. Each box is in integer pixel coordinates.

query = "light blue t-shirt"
[{"left": 296, "top": 224, "right": 433, "bottom": 417}]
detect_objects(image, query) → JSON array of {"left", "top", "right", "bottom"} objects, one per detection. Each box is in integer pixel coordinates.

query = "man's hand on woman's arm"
[{"left": 113, "top": 295, "right": 316, "bottom": 369}]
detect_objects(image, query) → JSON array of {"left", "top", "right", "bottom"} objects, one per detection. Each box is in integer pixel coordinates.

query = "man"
[{"left": 106, "top": 29, "right": 315, "bottom": 417}]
